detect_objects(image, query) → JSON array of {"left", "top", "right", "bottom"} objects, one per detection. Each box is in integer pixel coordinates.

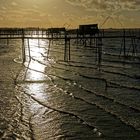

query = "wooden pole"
[
  {"left": 38, "top": 38, "right": 40, "bottom": 47},
  {"left": 64, "top": 35, "right": 67, "bottom": 61},
  {"left": 7, "top": 34, "right": 9, "bottom": 46},
  {"left": 47, "top": 39, "right": 51, "bottom": 60},
  {"left": 22, "top": 29, "right": 26, "bottom": 63},
  {"left": 38, "top": 29, "right": 40, "bottom": 47},
  {"left": 90, "top": 35, "right": 92, "bottom": 46},
  {"left": 76, "top": 29, "right": 79, "bottom": 46},
  {"left": 119, "top": 29, "right": 126, "bottom": 57},
  {"left": 123, "top": 29, "right": 126, "bottom": 57},
  {"left": 95, "top": 38, "right": 98, "bottom": 62},
  {"left": 68, "top": 38, "right": 71, "bottom": 61},
  {"left": 98, "top": 38, "right": 102, "bottom": 71},
  {"left": 64, "top": 35, "right": 71, "bottom": 62},
  {"left": 27, "top": 39, "right": 31, "bottom": 61},
  {"left": 42, "top": 30, "right": 43, "bottom": 37}
]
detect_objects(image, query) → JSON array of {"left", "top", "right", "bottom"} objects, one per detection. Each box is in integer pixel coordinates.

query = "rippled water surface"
[{"left": 0, "top": 30, "right": 140, "bottom": 139}]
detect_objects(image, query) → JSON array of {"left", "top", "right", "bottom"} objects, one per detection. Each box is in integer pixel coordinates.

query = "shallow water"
[{"left": 0, "top": 30, "right": 140, "bottom": 139}]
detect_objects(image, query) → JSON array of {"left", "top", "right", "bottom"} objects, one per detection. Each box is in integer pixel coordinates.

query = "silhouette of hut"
[{"left": 78, "top": 24, "right": 99, "bottom": 36}]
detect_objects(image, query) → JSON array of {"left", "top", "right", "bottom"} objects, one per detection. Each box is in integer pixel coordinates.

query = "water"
[{"left": 0, "top": 30, "right": 140, "bottom": 139}]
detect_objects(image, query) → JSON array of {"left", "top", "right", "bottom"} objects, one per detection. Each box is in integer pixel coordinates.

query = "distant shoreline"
[{"left": 0, "top": 27, "right": 140, "bottom": 30}]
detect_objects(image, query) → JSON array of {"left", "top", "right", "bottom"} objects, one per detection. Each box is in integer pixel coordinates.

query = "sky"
[{"left": 0, "top": 0, "right": 140, "bottom": 28}]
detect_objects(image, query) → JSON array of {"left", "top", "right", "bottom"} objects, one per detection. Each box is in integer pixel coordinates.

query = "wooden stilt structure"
[
  {"left": 64, "top": 33, "right": 71, "bottom": 62},
  {"left": 22, "top": 29, "right": 26, "bottom": 63},
  {"left": 27, "top": 39, "right": 31, "bottom": 62},
  {"left": 47, "top": 39, "right": 51, "bottom": 60}
]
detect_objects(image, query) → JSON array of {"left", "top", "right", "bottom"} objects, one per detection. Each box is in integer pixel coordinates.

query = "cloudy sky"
[{"left": 0, "top": 0, "right": 140, "bottom": 28}]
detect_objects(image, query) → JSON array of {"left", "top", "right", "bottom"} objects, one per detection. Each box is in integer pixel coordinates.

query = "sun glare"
[{"left": 24, "top": 39, "right": 47, "bottom": 81}]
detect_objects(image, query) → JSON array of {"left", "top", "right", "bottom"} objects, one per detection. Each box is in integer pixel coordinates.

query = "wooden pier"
[{"left": 0, "top": 27, "right": 139, "bottom": 69}]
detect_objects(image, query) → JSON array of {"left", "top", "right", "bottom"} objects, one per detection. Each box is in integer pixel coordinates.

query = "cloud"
[
  {"left": 66, "top": 0, "right": 140, "bottom": 12},
  {"left": 64, "top": 0, "right": 140, "bottom": 28},
  {"left": 2, "top": 6, "right": 7, "bottom": 10},
  {"left": 11, "top": 1, "right": 18, "bottom": 6},
  {"left": 0, "top": 6, "right": 51, "bottom": 27}
]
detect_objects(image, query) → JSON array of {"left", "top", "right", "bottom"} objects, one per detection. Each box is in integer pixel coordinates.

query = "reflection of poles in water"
[
  {"left": 7, "top": 34, "right": 9, "bottom": 46},
  {"left": 24, "top": 39, "right": 31, "bottom": 81},
  {"left": 131, "top": 37, "right": 137, "bottom": 56},
  {"left": 38, "top": 38, "right": 40, "bottom": 47},
  {"left": 127, "top": 30, "right": 137, "bottom": 57},
  {"left": 47, "top": 39, "right": 51, "bottom": 60}
]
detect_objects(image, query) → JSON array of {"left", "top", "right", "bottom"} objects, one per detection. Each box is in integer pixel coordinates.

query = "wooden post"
[
  {"left": 31, "top": 31, "right": 33, "bottom": 37},
  {"left": 27, "top": 39, "right": 31, "bottom": 61},
  {"left": 94, "top": 37, "right": 96, "bottom": 47},
  {"left": 90, "top": 36, "right": 92, "bottom": 47},
  {"left": 96, "top": 37, "right": 103, "bottom": 71},
  {"left": 46, "top": 30, "right": 48, "bottom": 38},
  {"left": 119, "top": 29, "right": 126, "bottom": 57},
  {"left": 38, "top": 28, "right": 40, "bottom": 47},
  {"left": 22, "top": 29, "right": 26, "bottom": 63},
  {"left": 123, "top": 29, "right": 126, "bottom": 57},
  {"left": 47, "top": 39, "right": 51, "bottom": 60},
  {"left": 132, "top": 37, "right": 137, "bottom": 56},
  {"left": 84, "top": 38, "right": 87, "bottom": 47},
  {"left": 68, "top": 38, "right": 71, "bottom": 61},
  {"left": 64, "top": 35, "right": 67, "bottom": 61},
  {"left": 64, "top": 32, "right": 70, "bottom": 61},
  {"left": 76, "top": 29, "right": 79, "bottom": 46},
  {"left": 7, "top": 34, "right": 9, "bottom": 46},
  {"left": 98, "top": 38, "right": 102, "bottom": 70},
  {"left": 95, "top": 38, "right": 98, "bottom": 62},
  {"left": 42, "top": 30, "right": 43, "bottom": 37}
]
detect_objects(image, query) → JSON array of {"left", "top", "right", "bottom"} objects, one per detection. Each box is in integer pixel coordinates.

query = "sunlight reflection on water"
[
  {"left": 24, "top": 38, "right": 49, "bottom": 112},
  {"left": 25, "top": 39, "right": 47, "bottom": 81}
]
